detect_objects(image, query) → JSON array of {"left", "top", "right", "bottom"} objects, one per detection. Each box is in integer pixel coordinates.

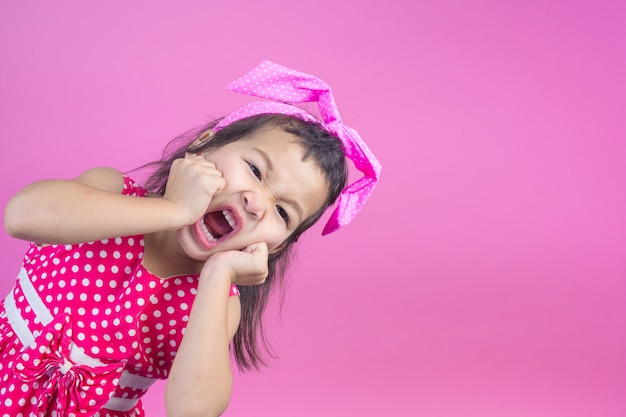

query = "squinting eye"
[
  {"left": 276, "top": 206, "right": 289, "bottom": 225},
  {"left": 248, "top": 162, "right": 262, "bottom": 180}
]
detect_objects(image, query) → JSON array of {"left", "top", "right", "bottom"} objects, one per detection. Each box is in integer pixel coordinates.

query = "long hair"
[{"left": 135, "top": 114, "right": 348, "bottom": 371}]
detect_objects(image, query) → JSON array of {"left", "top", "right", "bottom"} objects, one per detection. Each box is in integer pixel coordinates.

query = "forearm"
[
  {"left": 4, "top": 178, "right": 185, "bottom": 244},
  {"left": 165, "top": 271, "right": 234, "bottom": 417}
]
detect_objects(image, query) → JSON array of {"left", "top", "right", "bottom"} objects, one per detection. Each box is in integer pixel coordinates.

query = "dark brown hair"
[{"left": 137, "top": 114, "right": 348, "bottom": 371}]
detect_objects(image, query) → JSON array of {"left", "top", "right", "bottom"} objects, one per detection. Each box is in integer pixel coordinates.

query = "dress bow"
[{"left": 15, "top": 315, "right": 125, "bottom": 417}]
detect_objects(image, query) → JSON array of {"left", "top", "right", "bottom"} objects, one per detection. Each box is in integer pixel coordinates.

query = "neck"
[{"left": 143, "top": 230, "right": 203, "bottom": 279}]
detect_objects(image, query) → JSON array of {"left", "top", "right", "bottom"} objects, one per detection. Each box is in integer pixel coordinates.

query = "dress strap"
[{"left": 230, "top": 284, "right": 240, "bottom": 297}]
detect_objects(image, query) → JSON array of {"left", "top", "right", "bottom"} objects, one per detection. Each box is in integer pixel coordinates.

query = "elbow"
[
  {"left": 165, "top": 387, "right": 231, "bottom": 417},
  {"left": 4, "top": 195, "right": 33, "bottom": 240},
  {"left": 166, "top": 401, "right": 229, "bottom": 417},
  {"left": 4, "top": 185, "right": 54, "bottom": 242}
]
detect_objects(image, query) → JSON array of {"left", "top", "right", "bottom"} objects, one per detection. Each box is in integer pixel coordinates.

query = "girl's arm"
[
  {"left": 4, "top": 155, "right": 223, "bottom": 245},
  {"left": 165, "top": 270, "right": 240, "bottom": 417},
  {"left": 165, "top": 244, "right": 268, "bottom": 417},
  {"left": 4, "top": 167, "right": 180, "bottom": 244}
]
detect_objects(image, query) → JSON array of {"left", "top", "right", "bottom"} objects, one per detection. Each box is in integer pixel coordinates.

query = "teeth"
[
  {"left": 199, "top": 221, "right": 217, "bottom": 242},
  {"left": 223, "top": 210, "right": 236, "bottom": 230}
]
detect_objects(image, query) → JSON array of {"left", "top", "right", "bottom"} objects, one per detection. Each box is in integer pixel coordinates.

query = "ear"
[
  {"left": 189, "top": 129, "right": 215, "bottom": 149},
  {"left": 185, "top": 129, "right": 215, "bottom": 158}
]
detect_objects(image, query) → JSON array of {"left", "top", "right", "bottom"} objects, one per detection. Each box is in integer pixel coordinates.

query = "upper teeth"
[
  {"left": 199, "top": 210, "right": 237, "bottom": 243},
  {"left": 223, "top": 210, "right": 236, "bottom": 229}
]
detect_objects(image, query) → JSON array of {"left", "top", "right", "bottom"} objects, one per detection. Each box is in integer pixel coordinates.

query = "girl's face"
[{"left": 176, "top": 125, "right": 329, "bottom": 260}]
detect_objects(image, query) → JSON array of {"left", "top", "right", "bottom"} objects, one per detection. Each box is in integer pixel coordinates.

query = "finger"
[
  {"left": 247, "top": 243, "right": 269, "bottom": 280},
  {"left": 183, "top": 153, "right": 219, "bottom": 169},
  {"left": 177, "top": 156, "right": 223, "bottom": 179},
  {"left": 184, "top": 151, "right": 202, "bottom": 160},
  {"left": 208, "top": 175, "right": 226, "bottom": 196},
  {"left": 183, "top": 152, "right": 217, "bottom": 167},
  {"left": 243, "top": 241, "right": 268, "bottom": 256}
]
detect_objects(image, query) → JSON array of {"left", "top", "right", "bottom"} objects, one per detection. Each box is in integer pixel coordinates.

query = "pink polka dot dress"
[{"left": 0, "top": 176, "right": 239, "bottom": 417}]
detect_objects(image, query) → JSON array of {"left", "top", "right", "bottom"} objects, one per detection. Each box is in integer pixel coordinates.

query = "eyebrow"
[{"left": 254, "top": 147, "right": 304, "bottom": 223}]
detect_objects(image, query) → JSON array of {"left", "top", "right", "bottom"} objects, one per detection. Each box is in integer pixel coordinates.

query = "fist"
[
  {"left": 164, "top": 154, "right": 225, "bottom": 225},
  {"left": 200, "top": 242, "right": 269, "bottom": 288}
]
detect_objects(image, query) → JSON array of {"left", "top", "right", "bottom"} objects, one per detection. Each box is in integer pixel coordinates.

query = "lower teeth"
[{"left": 200, "top": 221, "right": 217, "bottom": 242}]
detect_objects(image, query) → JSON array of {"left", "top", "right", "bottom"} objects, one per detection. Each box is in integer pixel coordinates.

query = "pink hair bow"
[{"left": 214, "top": 60, "right": 381, "bottom": 235}]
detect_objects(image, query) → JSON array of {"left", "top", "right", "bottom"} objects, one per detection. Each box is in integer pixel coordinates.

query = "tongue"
[{"left": 204, "top": 211, "right": 232, "bottom": 239}]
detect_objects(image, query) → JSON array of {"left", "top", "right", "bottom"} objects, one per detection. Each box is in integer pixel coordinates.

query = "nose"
[{"left": 242, "top": 188, "right": 271, "bottom": 219}]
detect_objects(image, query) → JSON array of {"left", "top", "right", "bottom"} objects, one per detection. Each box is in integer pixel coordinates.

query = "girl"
[{"left": 0, "top": 60, "right": 380, "bottom": 417}]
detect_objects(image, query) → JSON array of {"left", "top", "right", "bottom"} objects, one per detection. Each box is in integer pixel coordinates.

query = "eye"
[
  {"left": 276, "top": 205, "right": 290, "bottom": 225},
  {"left": 248, "top": 161, "right": 262, "bottom": 180}
]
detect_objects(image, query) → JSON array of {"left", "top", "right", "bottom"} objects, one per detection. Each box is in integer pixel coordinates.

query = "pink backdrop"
[{"left": 1, "top": 1, "right": 624, "bottom": 416}]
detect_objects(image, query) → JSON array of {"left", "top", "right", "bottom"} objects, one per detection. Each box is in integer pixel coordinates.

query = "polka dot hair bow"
[{"left": 214, "top": 60, "right": 381, "bottom": 235}]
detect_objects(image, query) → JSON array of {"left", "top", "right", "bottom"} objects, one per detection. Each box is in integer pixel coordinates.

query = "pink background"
[{"left": 1, "top": 1, "right": 624, "bottom": 416}]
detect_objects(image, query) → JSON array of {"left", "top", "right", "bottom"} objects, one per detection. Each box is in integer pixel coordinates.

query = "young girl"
[{"left": 0, "top": 60, "right": 380, "bottom": 417}]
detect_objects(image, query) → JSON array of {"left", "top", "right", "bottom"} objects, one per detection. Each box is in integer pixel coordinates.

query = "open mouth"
[{"left": 194, "top": 208, "right": 240, "bottom": 248}]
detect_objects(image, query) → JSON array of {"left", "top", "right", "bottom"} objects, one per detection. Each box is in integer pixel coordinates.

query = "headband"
[{"left": 214, "top": 60, "right": 381, "bottom": 235}]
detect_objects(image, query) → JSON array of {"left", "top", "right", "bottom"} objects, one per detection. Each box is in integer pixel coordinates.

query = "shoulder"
[
  {"left": 75, "top": 167, "right": 126, "bottom": 193},
  {"left": 75, "top": 168, "right": 148, "bottom": 197}
]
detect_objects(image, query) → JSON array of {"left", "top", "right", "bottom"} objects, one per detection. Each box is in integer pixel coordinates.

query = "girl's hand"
[
  {"left": 200, "top": 242, "right": 269, "bottom": 289},
  {"left": 163, "top": 153, "right": 225, "bottom": 225}
]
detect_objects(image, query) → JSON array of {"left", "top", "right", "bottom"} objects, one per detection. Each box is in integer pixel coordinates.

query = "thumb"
[{"left": 243, "top": 241, "right": 269, "bottom": 258}]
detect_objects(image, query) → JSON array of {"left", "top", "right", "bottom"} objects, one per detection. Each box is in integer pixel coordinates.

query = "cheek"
[
  {"left": 267, "top": 235, "right": 290, "bottom": 254},
  {"left": 262, "top": 226, "right": 291, "bottom": 251}
]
